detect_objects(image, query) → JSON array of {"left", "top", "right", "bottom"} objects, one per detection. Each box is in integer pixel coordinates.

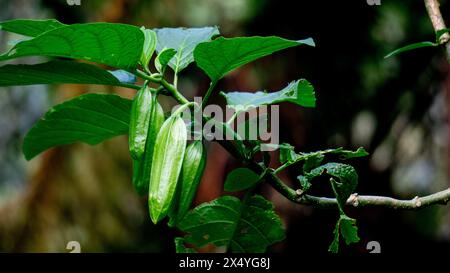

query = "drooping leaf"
[
  {"left": 224, "top": 168, "right": 260, "bottom": 192},
  {"left": 23, "top": 93, "right": 132, "bottom": 160},
  {"left": 221, "top": 80, "right": 316, "bottom": 111},
  {"left": 194, "top": 36, "right": 315, "bottom": 82},
  {"left": 0, "top": 60, "right": 138, "bottom": 88},
  {"left": 155, "top": 27, "right": 219, "bottom": 73},
  {"left": 155, "top": 48, "right": 177, "bottom": 74},
  {"left": 384, "top": 41, "right": 437, "bottom": 59},
  {"left": 177, "top": 195, "right": 285, "bottom": 253},
  {"left": 175, "top": 237, "right": 197, "bottom": 253},
  {"left": 306, "top": 163, "right": 358, "bottom": 209},
  {"left": 279, "top": 143, "right": 299, "bottom": 164},
  {"left": 329, "top": 215, "right": 359, "bottom": 253},
  {"left": 0, "top": 19, "right": 66, "bottom": 37},
  {"left": 0, "top": 23, "right": 144, "bottom": 69}
]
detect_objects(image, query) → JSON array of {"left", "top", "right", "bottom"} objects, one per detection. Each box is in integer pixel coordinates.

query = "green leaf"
[
  {"left": 303, "top": 154, "right": 324, "bottom": 173},
  {"left": 194, "top": 36, "right": 314, "bottom": 82},
  {"left": 384, "top": 41, "right": 437, "bottom": 59},
  {"left": 306, "top": 163, "right": 358, "bottom": 209},
  {"left": 178, "top": 195, "right": 285, "bottom": 253},
  {"left": 279, "top": 143, "right": 298, "bottom": 164},
  {"left": 0, "top": 19, "right": 66, "bottom": 37},
  {"left": 224, "top": 168, "right": 260, "bottom": 192},
  {"left": 221, "top": 79, "right": 316, "bottom": 111},
  {"left": 155, "top": 27, "right": 219, "bottom": 73},
  {"left": 333, "top": 147, "right": 369, "bottom": 159},
  {"left": 155, "top": 48, "right": 177, "bottom": 74},
  {"left": 329, "top": 215, "right": 359, "bottom": 253},
  {"left": 0, "top": 23, "right": 144, "bottom": 69},
  {"left": 140, "top": 28, "right": 157, "bottom": 68},
  {"left": 175, "top": 237, "right": 197, "bottom": 253},
  {"left": 23, "top": 93, "right": 131, "bottom": 160},
  {"left": 0, "top": 60, "right": 138, "bottom": 88}
]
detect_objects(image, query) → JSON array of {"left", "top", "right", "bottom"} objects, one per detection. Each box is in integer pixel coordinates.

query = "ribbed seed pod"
[
  {"left": 176, "top": 141, "right": 206, "bottom": 221},
  {"left": 132, "top": 100, "right": 165, "bottom": 195},
  {"left": 129, "top": 86, "right": 152, "bottom": 160},
  {"left": 148, "top": 115, "right": 187, "bottom": 224}
]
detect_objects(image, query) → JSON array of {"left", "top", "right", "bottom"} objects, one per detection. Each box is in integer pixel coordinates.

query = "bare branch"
[{"left": 424, "top": 0, "right": 450, "bottom": 61}]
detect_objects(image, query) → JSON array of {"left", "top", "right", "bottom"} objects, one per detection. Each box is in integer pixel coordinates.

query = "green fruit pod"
[
  {"left": 176, "top": 141, "right": 206, "bottom": 221},
  {"left": 148, "top": 115, "right": 187, "bottom": 224},
  {"left": 129, "top": 86, "right": 152, "bottom": 160}
]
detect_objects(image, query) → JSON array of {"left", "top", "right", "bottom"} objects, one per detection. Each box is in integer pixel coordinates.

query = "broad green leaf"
[
  {"left": 306, "top": 163, "right": 358, "bottom": 209},
  {"left": 194, "top": 36, "right": 315, "bottom": 81},
  {"left": 178, "top": 195, "right": 285, "bottom": 253},
  {"left": 0, "top": 60, "right": 138, "bottom": 88},
  {"left": 155, "top": 48, "right": 177, "bottom": 74},
  {"left": 329, "top": 215, "right": 359, "bottom": 253},
  {"left": 221, "top": 79, "right": 316, "bottom": 111},
  {"left": 0, "top": 19, "right": 66, "bottom": 37},
  {"left": 140, "top": 28, "right": 157, "bottom": 67},
  {"left": 224, "top": 168, "right": 260, "bottom": 192},
  {"left": 155, "top": 27, "right": 219, "bottom": 73},
  {"left": 175, "top": 237, "right": 197, "bottom": 253},
  {"left": 23, "top": 93, "right": 132, "bottom": 160},
  {"left": 0, "top": 23, "right": 144, "bottom": 69},
  {"left": 384, "top": 41, "right": 437, "bottom": 59}
]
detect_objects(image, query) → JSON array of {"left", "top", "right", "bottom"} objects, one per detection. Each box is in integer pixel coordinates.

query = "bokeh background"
[{"left": 0, "top": 0, "right": 449, "bottom": 254}]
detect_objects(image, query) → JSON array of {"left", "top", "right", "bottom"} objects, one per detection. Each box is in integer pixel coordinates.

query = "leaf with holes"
[
  {"left": 0, "top": 60, "right": 138, "bottom": 88},
  {"left": 194, "top": 36, "right": 314, "bottom": 82},
  {"left": 221, "top": 79, "right": 316, "bottom": 111},
  {"left": 177, "top": 195, "right": 285, "bottom": 253},
  {"left": 0, "top": 19, "right": 66, "bottom": 37},
  {"left": 0, "top": 23, "right": 144, "bottom": 69},
  {"left": 23, "top": 93, "right": 132, "bottom": 160},
  {"left": 305, "top": 163, "right": 358, "bottom": 209},
  {"left": 155, "top": 27, "right": 219, "bottom": 74}
]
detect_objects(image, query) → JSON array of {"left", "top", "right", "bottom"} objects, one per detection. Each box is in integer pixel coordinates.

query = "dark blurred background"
[{"left": 0, "top": 0, "right": 448, "bottom": 254}]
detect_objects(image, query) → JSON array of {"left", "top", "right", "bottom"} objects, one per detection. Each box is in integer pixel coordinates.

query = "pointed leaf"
[
  {"left": 178, "top": 195, "right": 285, "bottom": 253},
  {"left": 384, "top": 41, "right": 437, "bottom": 59},
  {"left": 0, "top": 23, "right": 144, "bottom": 69},
  {"left": 0, "top": 60, "right": 138, "bottom": 88},
  {"left": 0, "top": 19, "right": 66, "bottom": 37},
  {"left": 155, "top": 27, "right": 219, "bottom": 73},
  {"left": 194, "top": 36, "right": 314, "bottom": 81},
  {"left": 224, "top": 168, "right": 260, "bottom": 192},
  {"left": 23, "top": 93, "right": 131, "bottom": 160},
  {"left": 221, "top": 79, "right": 316, "bottom": 111}
]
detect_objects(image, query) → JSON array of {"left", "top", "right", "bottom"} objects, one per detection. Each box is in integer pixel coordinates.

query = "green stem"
[{"left": 201, "top": 80, "right": 218, "bottom": 108}]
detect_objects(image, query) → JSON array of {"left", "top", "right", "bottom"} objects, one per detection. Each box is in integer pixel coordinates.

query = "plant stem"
[
  {"left": 424, "top": 0, "right": 450, "bottom": 61},
  {"left": 201, "top": 80, "right": 218, "bottom": 108},
  {"left": 135, "top": 67, "right": 450, "bottom": 211}
]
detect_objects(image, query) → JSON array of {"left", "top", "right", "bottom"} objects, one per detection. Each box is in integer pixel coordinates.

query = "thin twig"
[{"left": 424, "top": 0, "right": 450, "bottom": 61}]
